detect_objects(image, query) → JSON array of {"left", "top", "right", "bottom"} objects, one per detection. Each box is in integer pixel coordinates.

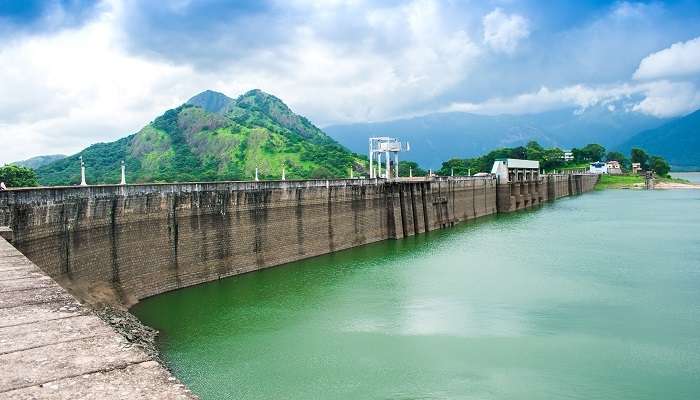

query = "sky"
[{"left": 1, "top": 0, "right": 700, "bottom": 164}]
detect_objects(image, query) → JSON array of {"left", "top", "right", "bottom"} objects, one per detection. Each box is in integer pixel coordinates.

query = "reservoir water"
[
  {"left": 132, "top": 189, "right": 700, "bottom": 400},
  {"left": 671, "top": 172, "right": 700, "bottom": 183}
]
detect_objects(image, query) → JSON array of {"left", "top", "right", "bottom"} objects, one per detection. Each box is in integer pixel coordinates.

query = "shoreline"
[
  {"left": 598, "top": 181, "right": 700, "bottom": 190},
  {"left": 654, "top": 181, "right": 700, "bottom": 189}
]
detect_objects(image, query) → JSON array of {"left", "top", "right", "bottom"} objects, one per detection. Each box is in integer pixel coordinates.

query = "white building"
[
  {"left": 562, "top": 150, "right": 574, "bottom": 162},
  {"left": 491, "top": 158, "right": 540, "bottom": 183},
  {"left": 605, "top": 160, "right": 622, "bottom": 175},
  {"left": 589, "top": 161, "right": 608, "bottom": 174}
]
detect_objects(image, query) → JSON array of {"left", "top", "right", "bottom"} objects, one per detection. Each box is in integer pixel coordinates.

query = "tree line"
[
  {"left": 0, "top": 141, "right": 672, "bottom": 188},
  {"left": 437, "top": 141, "right": 670, "bottom": 177}
]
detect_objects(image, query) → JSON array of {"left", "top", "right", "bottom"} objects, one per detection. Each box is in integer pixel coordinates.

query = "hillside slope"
[
  {"left": 37, "top": 90, "right": 364, "bottom": 185},
  {"left": 325, "top": 107, "right": 666, "bottom": 168},
  {"left": 12, "top": 154, "right": 66, "bottom": 169},
  {"left": 617, "top": 109, "right": 700, "bottom": 169}
]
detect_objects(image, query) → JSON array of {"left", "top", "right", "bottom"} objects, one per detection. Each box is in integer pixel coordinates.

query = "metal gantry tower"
[{"left": 368, "top": 137, "right": 409, "bottom": 179}]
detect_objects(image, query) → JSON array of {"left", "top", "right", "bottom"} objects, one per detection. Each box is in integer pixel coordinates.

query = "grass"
[{"left": 595, "top": 174, "right": 691, "bottom": 189}]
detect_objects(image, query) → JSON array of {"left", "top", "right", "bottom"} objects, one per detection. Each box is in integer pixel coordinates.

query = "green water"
[{"left": 132, "top": 190, "right": 700, "bottom": 399}]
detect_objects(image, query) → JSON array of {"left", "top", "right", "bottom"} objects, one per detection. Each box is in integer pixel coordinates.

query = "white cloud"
[
  {"left": 632, "top": 80, "right": 700, "bottom": 117},
  {"left": 0, "top": 1, "right": 214, "bottom": 164},
  {"left": 633, "top": 36, "right": 700, "bottom": 80},
  {"left": 445, "top": 84, "right": 634, "bottom": 115},
  {"left": 2, "top": 0, "right": 700, "bottom": 165},
  {"left": 482, "top": 8, "right": 530, "bottom": 54},
  {"left": 0, "top": 0, "right": 482, "bottom": 163},
  {"left": 445, "top": 80, "right": 700, "bottom": 118}
]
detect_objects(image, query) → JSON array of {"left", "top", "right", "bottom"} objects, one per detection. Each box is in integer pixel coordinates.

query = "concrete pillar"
[
  {"left": 385, "top": 151, "right": 390, "bottom": 179},
  {"left": 368, "top": 141, "right": 373, "bottom": 179},
  {"left": 120, "top": 160, "right": 126, "bottom": 185},
  {"left": 79, "top": 156, "right": 87, "bottom": 186},
  {"left": 282, "top": 167, "right": 286, "bottom": 181},
  {"left": 255, "top": 168, "right": 259, "bottom": 181},
  {"left": 395, "top": 152, "right": 399, "bottom": 178}
]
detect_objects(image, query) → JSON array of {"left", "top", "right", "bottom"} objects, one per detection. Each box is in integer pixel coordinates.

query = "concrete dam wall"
[{"left": 0, "top": 174, "right": 597, "bottom": 306}]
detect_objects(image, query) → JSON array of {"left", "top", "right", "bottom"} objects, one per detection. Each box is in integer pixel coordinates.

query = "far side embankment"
[{"left": 0, "top": 174, "right": 597, "bottom": 307}]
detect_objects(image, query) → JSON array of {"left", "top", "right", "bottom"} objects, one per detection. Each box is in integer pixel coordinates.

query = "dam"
[
  {"left": 0, "top": 172, "right": 598, "bottom": 398},
  {"left": 0, "top": 173, "right": 597, "bottom": 305}
]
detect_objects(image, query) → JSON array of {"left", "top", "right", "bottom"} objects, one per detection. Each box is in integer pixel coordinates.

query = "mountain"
[
  {"left": 12, "top": 154, "right": 66, "bottom": 169},
  {"left": 186, "top": 90, "right": 233, "bottom": 113},
  {"left": 36, "top": 90, "right": 363, "bottom": 185},
  {"left": 325, "top": 107, "right": 667, "bottom": 168},
  {"left": 618, "top": 109, "right": 700, "bottom": 170}
]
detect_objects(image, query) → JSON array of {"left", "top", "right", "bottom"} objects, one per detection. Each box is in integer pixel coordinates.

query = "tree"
[
  {"left": 309, "top": 166, "right": 334, "bottom": 179},
  {"left": 649, "top": 156, "right": 670, "bottom": 176},
  {"left": 0, "top": 165, "right": 39, "bottom": 188},
  {"left": 631, "top": 148, "right": 649, "bottom": 170},
  {"left": 525, "top": 141, "right": 544, "bottom": 161},
  {"left": 605, "top": 151, "right": 626, "bottom": 162},
  {"left": 581, "top": 143, "right": 606, "bottom": 162},
  {"left": 605, "top": 151, "right": 630, "bottom": 171},
  {"left": 398, "top": 161, "right": 426, "bottom": 177},
  {"left": 508, "top": 146, "right": 528, "bottom": 159},
  {"left": 540, "top": 148, "right": 565, "bottom": 171},
  {"left": 438, "top": 158, "right": 469, "bottom": 176}
]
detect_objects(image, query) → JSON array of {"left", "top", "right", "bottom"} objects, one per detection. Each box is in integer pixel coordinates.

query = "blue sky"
[{"left": 1, "top": 0, "right": 700, "bottom": 162}]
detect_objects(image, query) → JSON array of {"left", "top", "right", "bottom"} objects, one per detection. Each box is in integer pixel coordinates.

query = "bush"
[
  {"left": 0, "top": 165, "right": 39, "bottom": 188},
  {"left": 650, "top": 156, "right": 670, "bottom": 176}
]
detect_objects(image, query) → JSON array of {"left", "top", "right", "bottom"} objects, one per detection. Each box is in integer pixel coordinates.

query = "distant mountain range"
[
  {"left": 35, "top": 90, "right": 363, "bottom": 185},
  {"left": 26, "top": 92, "right": 700, "bottom": 184},
  {"left": 617, "top": 109, "right": 700, "bottom": 170},
  {"left": 325, "top": 107, "right": 668, "bottom": 168},
  {"left": 13, "top": 154, "right": 66, "bottom": 169}
]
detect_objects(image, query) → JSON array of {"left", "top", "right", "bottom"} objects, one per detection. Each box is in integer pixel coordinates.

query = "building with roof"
[
  {"left": 605, "top": 160, "right": 622, "bottom": 175},
  {"left": 589, "top": 161, "right": 608, "bottom": 174}
]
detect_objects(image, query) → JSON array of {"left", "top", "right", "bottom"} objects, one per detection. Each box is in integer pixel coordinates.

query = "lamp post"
[
  {"left": 120, "top": 161, "right": 126, "bottom": 185},
  {"left": 79, "top": 156, "right": 87, "bottom": 186}
]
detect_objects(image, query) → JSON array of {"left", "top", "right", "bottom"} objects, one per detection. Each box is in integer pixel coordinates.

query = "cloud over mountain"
[
  {"left": 1, "top": 0, "right": 700, "bottom": 163},
  {"left": 634, "top": 36, "right": 700, "bottom": 80}
]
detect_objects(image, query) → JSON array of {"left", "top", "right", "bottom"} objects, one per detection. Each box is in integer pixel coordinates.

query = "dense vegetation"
[
  {"left": 0, "top": 164, "right": 39, "bottom": 188},
  {"left": 36, "top": 90, "right": 368, "bottom": 185},
  {"left": 437, "top": 141, "right": 672, "bottom": 177},
  {"left": 438, "top": 141, "right": 576, "bottom": 176},
  {"left": 12, "top": 154, "right": 66, "bottom": 169}
]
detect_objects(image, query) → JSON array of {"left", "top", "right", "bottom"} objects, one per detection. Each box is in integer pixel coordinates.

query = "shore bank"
[
  {"left": 654, "top": 181, "right": 700, "bottom": 189},
  {"left": 595, "top": 174, "right": 700, "bottom": 190}
]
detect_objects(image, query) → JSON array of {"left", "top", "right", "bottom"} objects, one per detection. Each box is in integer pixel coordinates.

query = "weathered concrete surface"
[
  {"left": 0, "top": 236, "right": 197, "bottom": 399},
  {"left": 0, "top": 178, "right": 497, "bottom": 306},
  {"left": 0, "top": 176, "right": 597, "bottom": 308},
  {"left": 496, "top": 173, "right": 599, "bottom": 213}
]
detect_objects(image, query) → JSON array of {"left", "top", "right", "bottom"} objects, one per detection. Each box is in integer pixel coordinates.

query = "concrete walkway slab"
[
  {"left": 0, "top": 315, "right": 114, "bottom": 355},
  {"left": 0, "top": 236, "right": 197, "bottom": 399},
  {"left": 0, "top": 301, "right": 84, "bottom": 328},
  {"left": 2, "top": 361, "right": 195, "bottom": 400}
]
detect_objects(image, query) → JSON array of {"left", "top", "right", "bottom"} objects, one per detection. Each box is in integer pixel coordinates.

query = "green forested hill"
[
  {"left": 37, "top": 90, "right": 365, "bottom": 185},
  {"left": 618, "top": 109, "right": 700, "bottom": 169}
]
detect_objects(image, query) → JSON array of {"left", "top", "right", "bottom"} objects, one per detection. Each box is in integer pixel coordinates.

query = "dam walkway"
[{"left": 0, "top": 235, "right": 197, "bottom": 399}]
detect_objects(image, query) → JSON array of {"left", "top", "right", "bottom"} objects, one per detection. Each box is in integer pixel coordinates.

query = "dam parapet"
[{"left": 0, "top": 174, "right": 596, "bottom": 306}]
